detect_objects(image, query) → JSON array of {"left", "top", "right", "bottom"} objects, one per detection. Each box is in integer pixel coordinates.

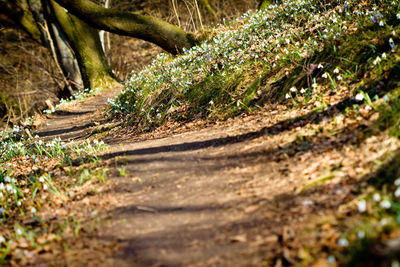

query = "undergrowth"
[{"left": 0, "top": 127, "right": 107, "bottom": 264}]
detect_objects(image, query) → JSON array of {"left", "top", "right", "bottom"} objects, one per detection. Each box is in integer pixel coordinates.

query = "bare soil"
[{"left": 35, "top": 88, "right": 399, "bottom": 266}]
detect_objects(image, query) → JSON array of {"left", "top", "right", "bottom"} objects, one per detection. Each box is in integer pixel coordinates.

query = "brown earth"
[{"left": 35, "top": 87, "right": 399, "bottom": 266}]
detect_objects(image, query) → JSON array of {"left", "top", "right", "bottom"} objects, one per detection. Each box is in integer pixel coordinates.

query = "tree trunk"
[
  {"left": 0, "top": 0, "right": 42, "bottom": 42},
  {"left": 53, "top": 0, "right": 198, "bottom": 54},
  {"left": 50, "top": 0, "right": 120, "bottom": 90},
  {"left": 258, "top": 0, "right": 271, "bottom": 10}
]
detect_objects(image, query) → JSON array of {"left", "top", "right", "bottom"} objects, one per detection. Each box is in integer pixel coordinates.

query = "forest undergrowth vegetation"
[
  {"left": 1, "top": 0, "right": 400, "bottom": 265},
  {"left": 0, "top": 127, "right": 108, "bottom": 264}
]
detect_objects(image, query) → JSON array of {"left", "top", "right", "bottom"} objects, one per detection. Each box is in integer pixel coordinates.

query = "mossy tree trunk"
[
  {"left": 1, "top": 0, "right": 199, "bottom": 94},
  {"left": 0, "top": 0, "right": 83, "bottom": 96},
  {"left": 50, "top": 0, "right": 120, "bottom": 90},
  {"left": 258, "top": 0, "right": 272, "bottom": 10},
  {"left": 53, "top": 0, "right": 198, "bottom": 54}
]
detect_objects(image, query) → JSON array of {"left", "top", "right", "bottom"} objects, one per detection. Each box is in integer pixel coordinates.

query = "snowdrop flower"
[
  {"left": 333, "top": 68, "right": 339, "bottom": 73},
  {"left": 317, "top": 63, "right": 324, "bottom": 69},
  {"left": 382, "top": 53, "right": 387, "bottom": 59},
  {"left": 16, "top": 229, "right": 22, "bottom": 235},
  {"left": 373, "top": 56, "right": 381, "bottom": 65},
  {"left": 379, "top": 21, "right": 384, "bottom": 26},
  {"left": 380, "top": 218, "right": 389, "bottom": 226},
  {"left": 43, "top": 184, "right": 48, "bottom": 190},
  {"left": 357, "top": 231, "right": 365, "bottom": 239},
  {"left": 373, "top": 193, "right": 381, "bottom": 202},
  {"left": 4, "top": 176, "right": 10, "bottom": 183},
  {"left": 397, "top": 13, "right": 400, "bottom": 20},
  {"left": 31, "top": 207, "right": 36, "bottom": 213},
  {"left": 0, "top": 183, "right": 4, "bottom": 190},
  {"left": 394, "top": 187, "right": 400, "bottom": 197},
  {"left": 355, "top": 93, "right": 364, "bottom": 101},
  {"left": 289, "top": 87, "right": 297, "bottom": 92},
  {"left": 383, "top": 95, "right": 389, "bottom": 101},
  {"left": 357, "top": 199, "right": 367, "bottom": 212},
  {"left": 17, "top": 201, "right": 21, "bottom": 206},
  {"left": 327, "top": 255, "right": 335, "bottom": 263},
  {"left": 39, "top": 177, "right": 45, "bottom": 183},
  {"left": 285, "top": 93, "right": 291, "bottom": 99},
  {"left": 337, "top": 75, "right": 342, "bottom": 81},
  {"left": 0, "top": 236, "right": 5, "bottom": 243},
  {"left": 322, "top": 73, "right": 328, "bottom": 79},
  {"left": 300, "top": 88, "right": 306, "bottom": 94},
  {"left": 6, "top": 184, "right": 13, "bottom": 192},
  {"left": 365, "top": 105, "right": 372, "bottom": 111},
  {"left": 338, "top": 238, "right": 349, "bottom": 247},
  {"left": 380, "top": 200, "right": 391, "bottom": 209},
  {"left": 389, "top": 38, "right": 395, "bottom": 48}
]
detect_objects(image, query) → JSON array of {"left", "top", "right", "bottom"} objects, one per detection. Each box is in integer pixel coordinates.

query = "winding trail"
[{"left": 35, "top": 88, "right": 380, "bottom": 266}]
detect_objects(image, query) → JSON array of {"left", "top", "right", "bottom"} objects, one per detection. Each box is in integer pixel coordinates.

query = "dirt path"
[{"left": 35, "top": 89, "right": 394, "bottom": 266}]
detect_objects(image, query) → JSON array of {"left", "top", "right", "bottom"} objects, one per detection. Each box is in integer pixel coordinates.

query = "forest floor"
[{"left": 33, "top": 85, "right": 400, "bottom": 266}]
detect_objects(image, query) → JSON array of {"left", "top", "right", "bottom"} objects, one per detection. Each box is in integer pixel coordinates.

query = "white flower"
[
  {"left": 17, "top": 201, "right": 21, "bottom": 206},
  {"left": 373, "top": 193, "right": 381, "bottom": 202},
  {"left": 39, "top": 177, "right": 45, "bottom": 183},
  {"left": 317, "top": 63, "right": 324, "bottom": 69},
  {"left": 289, "top": 87, "right": 297, "bottom": 92},
  {"left": 365, "top": 105, "right": 372, "bottom": 111},
  {"left": 355, "top": 93, "right": 364, "bottom": 102},
  {"left": 379, "top": 21, "right": 384, "bottom": 26},
  {"left": 338, "top": 238, "right": 349, "bottom": 247},
  {"left": 395, "top": 179, "right": 400, "bottom": 186},
  {"left": 0, "top": 183, "right": 4, "bottom": 190},
  {"left": 16, "top": 229, "right": 22, "bottom": 235},
  {"left": 383, "top": 95, "right": 389, "bottom": 101},
  {"left": 333, "top": 68, "right": 339, "bottom": 73},
  {"left": 389, "top": 38, "right": 395, "bottom": 47},
  {"left": 0, "top": 236, "right": 5, "bottom": 243},
  {"left": 6, "top": 184, "right": 13, "bottom": 192},
  {"left": 373, "top": 56, "right": 381, "bottom": 65},
  {"left": 380, "top": 200, "right": 391, "bottom": 209},
  {"left": 322, "top": 73, "right": 328, "bottom": 79},
  {"left": 357, "top": 199, "right": 367, "bottom": 212},
  {"left": 300, "top": 88, "right": 306, "bottom": 94},
  {"left": 285, "top": 93, "right": 291, "bottom": 99},
  {"left": 380, "top": 218, "right": 389, "bottom": 226},
  {"left": 382, "top": 53, "right": 387, "bottom": 59},
  {"left": 43, "top": 184, "right": 48, "bottom": 190},
  {"left": 31, "top": 207, "right": 36, "bottom": 213},
  {"left": 357, "top": 231, "right": 365, "bottom": 239},
  {"left": 394, "top": 187, "right": 400, "bottom": 197},
  {"left": 397, "top": 13, "right": 400, "bottom": 20},
  {"left": 337, "top": 75, "right": 342, "bottom": 81}
]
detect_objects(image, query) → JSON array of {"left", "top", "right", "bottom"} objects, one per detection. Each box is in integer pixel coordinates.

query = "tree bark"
[
  {"left": 50, "top": 0, "right": 120, "bottom": 90},
  {"left": 53, "top": 0, "right": 198, "bottom": 54},
  {"left": 0, "top": 0, "right": 42, "bottom": 42}
]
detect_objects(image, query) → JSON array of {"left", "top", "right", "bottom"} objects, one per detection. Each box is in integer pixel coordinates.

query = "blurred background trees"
[{"left": 0, "top": 0, "right": 261, "bottom": 126}]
